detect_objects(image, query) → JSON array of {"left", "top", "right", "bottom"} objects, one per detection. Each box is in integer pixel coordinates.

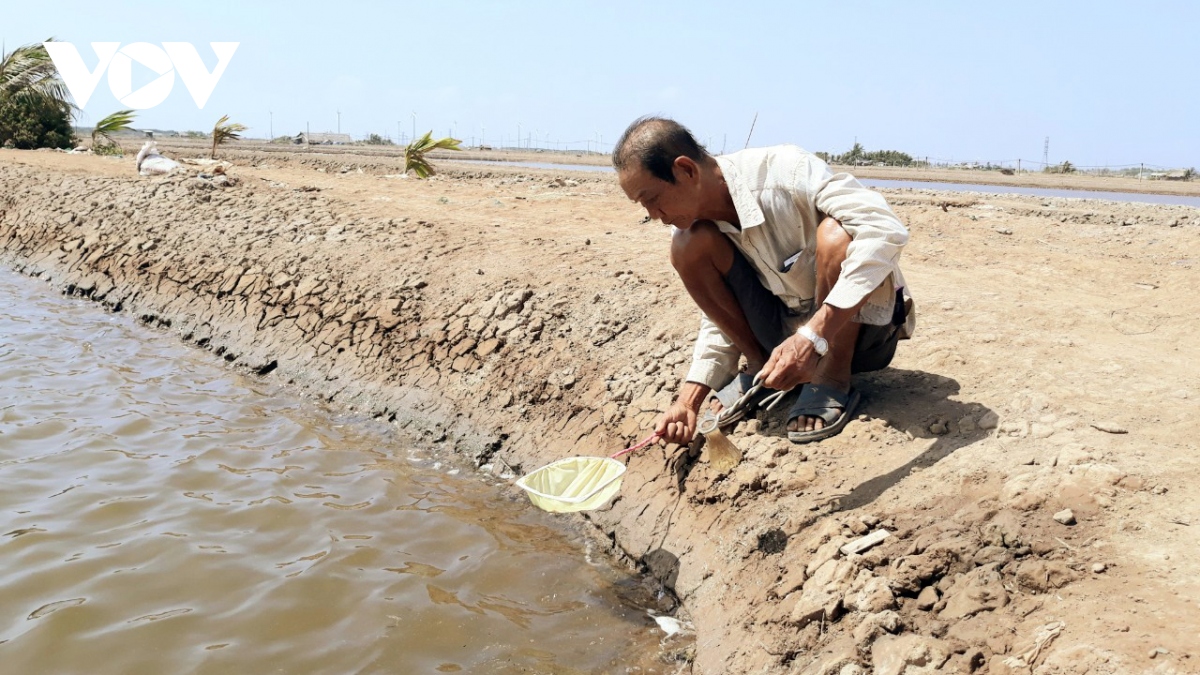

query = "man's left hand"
[{"left": 757, "top": 334, "right": 820, "bottom": 391}]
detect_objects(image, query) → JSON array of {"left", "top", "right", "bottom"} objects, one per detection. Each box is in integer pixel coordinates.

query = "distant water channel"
[
  {"left": 0, "top": 269, "right": 674, "bottom": 674},
  {"left": 456, "top": 159, "right": 1200, "bottom": 208}
]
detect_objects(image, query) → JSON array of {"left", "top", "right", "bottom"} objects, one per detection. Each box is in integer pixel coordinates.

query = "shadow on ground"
[{"left": 756, "top": 367, "right": 994, "bottom": 512}]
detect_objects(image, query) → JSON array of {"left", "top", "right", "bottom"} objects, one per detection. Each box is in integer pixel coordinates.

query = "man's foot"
[
  {"left": 786, "top": 383, "right": 860, "bottom": 443},
  {"left": 708, "top": 370, "right": 769, "bottom": 423},
  {"left": 786, "top": 377, "right": 850, "bottom": 432}
]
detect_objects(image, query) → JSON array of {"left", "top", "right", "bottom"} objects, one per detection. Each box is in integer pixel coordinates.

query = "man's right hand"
[
  {"left": 655, "top": 401, "right": 698, "bottom": 445},
  {"left": 654, "top": 382, "right": 709, "bottom": 445}
]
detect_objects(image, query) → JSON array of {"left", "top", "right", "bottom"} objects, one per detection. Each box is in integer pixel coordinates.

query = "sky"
[{"left": 5, "top": 1, "right": 1198, "bottom": 168}]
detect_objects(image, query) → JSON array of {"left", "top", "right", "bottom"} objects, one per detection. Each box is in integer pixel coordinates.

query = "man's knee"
[
  {"left": 670, "top": 220, "right": 733, "bottom": 275},
  {"left": 816, "top": 216, "right": 851, "bottom": 262}
]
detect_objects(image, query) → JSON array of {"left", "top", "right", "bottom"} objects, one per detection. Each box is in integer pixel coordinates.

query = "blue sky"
[{"left": 6, "top": 1, "right": 1197, "bottom": 168}]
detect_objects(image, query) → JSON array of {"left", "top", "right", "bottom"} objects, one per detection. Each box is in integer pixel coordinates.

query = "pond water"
[
  {"left": 453, "top": 159, "right": 1200, "bottom": 208},
  {"left": 859, "top": 179, "right": 1200, "bottom": 208},
  {"left": 0, "top": 269, "right": 680, "bottom": 674}
]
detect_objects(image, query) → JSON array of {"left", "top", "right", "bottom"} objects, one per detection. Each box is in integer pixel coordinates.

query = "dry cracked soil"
[{"left": 2, "top": 144, "right": 1199, "bottom": 674}]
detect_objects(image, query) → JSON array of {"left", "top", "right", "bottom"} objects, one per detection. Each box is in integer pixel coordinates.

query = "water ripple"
[{"left": 0, "top": 269, "right": 668, "bottom": 673}]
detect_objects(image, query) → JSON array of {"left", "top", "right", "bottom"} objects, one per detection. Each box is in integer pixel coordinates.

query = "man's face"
[{"left": 618, "top": 161, "right": 701, "bottom": 229}]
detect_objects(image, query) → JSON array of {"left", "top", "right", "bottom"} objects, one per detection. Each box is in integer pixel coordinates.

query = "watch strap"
[{"left": 797, "top": 325, "right": 829, "bottom": 357}]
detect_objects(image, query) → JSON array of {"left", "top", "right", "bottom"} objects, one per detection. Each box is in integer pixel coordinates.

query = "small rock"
[
  {"left": 792, "top": 558, "right": 855, "bottom": 627},
  {"left": 848, "top": 574, "right": 896, "bottom": 614},
  {"left": 1090, "top": 422, "right": 1128, "bottom": 434},
  {"left": 1149, "top": 647, "right": 1169, "bottom": 659},
  {"left": 1015, "top": 559, "right": 1079, "bottom": 592},
  {"left": 976, "top": 411, "right": 1000, "bottom": 430},
  {"left": 939, "top": 564, "right": 1008, "bottom": 619},
  {"left": 929, "top": 422, "right": 948, "bottom": 435},
  {"left": 1091, "top": 562, "right": 1107, "bottom": 574},
  {"left": 853, "top": 609, "right": 902, "bottom": 648},
  {"left": 995, "top": 227, "right": 1013, "bottom": 235},
  {"left": 1053, "top": 509, "right": 1076, "bottom": 526},
  {"left": 1030, "top": 423, "right": 1055, "bottom": 439},
  {"left": 915, "top": 586, "right": 939, "bottom": 611}
]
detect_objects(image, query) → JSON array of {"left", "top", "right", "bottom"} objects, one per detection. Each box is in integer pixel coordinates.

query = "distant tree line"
[{"left": 816, "top": 143, "right": 916, "bottom": 166}]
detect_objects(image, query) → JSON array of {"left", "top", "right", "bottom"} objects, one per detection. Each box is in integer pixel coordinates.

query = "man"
[{"left": 613, "top": 116, "right": 915, "bottom": 445}]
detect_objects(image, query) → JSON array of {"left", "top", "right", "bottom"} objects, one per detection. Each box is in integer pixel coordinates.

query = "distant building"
[{"left": 295, "top": 132, "right": 353, "bottom": 145}]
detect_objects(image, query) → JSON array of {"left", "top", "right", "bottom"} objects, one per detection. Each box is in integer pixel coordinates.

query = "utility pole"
[
  {"left": 306, "top": 121, "right": 310, "bottom": 146},
  {"left": 269, "top": 110, "right": 273, "bottom": 139},
  {"left": 517, "top": 122, "right": 522, "bottom": 149},
  {"left": 411, "top": 111, "right": 416, "bottom": 142},
  {"left": 397, "top": 121, "right": 401, "bottom": 145},
  {"left": 1043, "top": 137, "right": 1049, "bottom": 168},
  {"left": 337, "top": 110, "right": 341, "bottom": 134},
  {"left": 1017, "top": 159, "right": 1021, "bottom": 174}
]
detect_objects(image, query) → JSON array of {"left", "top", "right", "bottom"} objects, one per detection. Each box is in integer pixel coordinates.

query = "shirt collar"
[{"left": 716, "top": 154, "right": 765, "bottom": 230}]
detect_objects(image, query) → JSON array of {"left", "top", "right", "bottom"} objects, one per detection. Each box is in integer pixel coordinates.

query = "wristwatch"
[{"left": 797, "top": 325, "right": 829, "bottom": 357}]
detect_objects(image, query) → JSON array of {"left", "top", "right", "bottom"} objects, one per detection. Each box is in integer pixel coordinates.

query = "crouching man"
[{"left": 613, "top": 116, "right": 916, "bottom": 445}]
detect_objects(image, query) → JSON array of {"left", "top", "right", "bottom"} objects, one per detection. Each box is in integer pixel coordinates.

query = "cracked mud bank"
[{"left": 3, "top": 148, "right": 1200, "bottom": 674}]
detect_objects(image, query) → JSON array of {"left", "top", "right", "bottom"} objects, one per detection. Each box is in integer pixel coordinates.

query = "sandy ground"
[{"left": 2, "top": 145, "right": 1200, "bottom": 674}]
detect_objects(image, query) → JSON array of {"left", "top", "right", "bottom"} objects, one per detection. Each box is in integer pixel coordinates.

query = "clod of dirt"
[{"left": 757, "top": 528, "right": 789, "bottom": 555}]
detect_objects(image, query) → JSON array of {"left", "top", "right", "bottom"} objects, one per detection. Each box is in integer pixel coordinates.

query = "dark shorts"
[{"left": 726, "top": 249, "right": 903, "bottom": 374}]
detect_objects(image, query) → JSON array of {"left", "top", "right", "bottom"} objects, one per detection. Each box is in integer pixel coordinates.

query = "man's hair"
[{"left": 612, "top": 116, "right": 710, "bottom": 183}]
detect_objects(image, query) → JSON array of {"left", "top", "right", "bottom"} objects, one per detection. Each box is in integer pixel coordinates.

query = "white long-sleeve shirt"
[{"left": 684, "top": 145, "right": 917, "bottom": 390}]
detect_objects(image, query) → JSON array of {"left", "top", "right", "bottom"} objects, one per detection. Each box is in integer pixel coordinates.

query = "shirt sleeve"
[
  {"left": 802, "top": 158, "right": 909, "bottom": 311},
  {"left": 685, "top": 313, "right": 740, "bottom": 391}
]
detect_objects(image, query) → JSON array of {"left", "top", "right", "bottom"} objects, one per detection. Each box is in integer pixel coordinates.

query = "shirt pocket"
[{"left": 778, "top": 248, "right": 817, "bottom": 301}]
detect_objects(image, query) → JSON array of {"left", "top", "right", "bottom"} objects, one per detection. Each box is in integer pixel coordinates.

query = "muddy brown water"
[{"left": 0, "top": 269, "right": 682, "bottom": 674}]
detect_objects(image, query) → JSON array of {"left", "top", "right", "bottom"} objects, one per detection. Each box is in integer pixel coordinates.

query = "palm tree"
[
  {"left": 210, "top": 114, "right": 246, "bottom": 159},
  {"left": 91, "top": 109, "right": 135, "bottom": 150},
  {"left": 403, "top": 131, "right": 462, "bottom": 178},
  {"left": 0, "top": 39, "right": 77, "bottom": 149},
  {"left": 0, "top": 39, "right": 73, "bottom": 114}
]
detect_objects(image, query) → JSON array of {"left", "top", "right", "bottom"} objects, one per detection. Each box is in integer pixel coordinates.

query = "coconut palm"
[
  {"left": 0, "top": 39, "right": 73, "bottom": 113},
  {"left": 210, "top": 114, "right": 246, "bottom": 159},
  {"left": 91, "top": 109, "right": 135, "bottom": 150},
  {"left": 0, "top": 39, "right": 77, "bottom": 149},
  {"left": 403, "top": 131, "right": 462, "bottom": 178}
]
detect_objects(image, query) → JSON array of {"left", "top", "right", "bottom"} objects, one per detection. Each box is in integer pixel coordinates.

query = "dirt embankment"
[{"left": 3, "top": 148, "right": 1200, "bottom": 674}]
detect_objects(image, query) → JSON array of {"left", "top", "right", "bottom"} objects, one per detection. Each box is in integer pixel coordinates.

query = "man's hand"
[
  {"left": 655, "top": 401, "right": 698, "bottom": 445},
  {"left": 757, "top": 333, "right": 820, "bottom": 391},
  {"left": 655, "top": 381, "right": 709, "bottom": 445}
]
